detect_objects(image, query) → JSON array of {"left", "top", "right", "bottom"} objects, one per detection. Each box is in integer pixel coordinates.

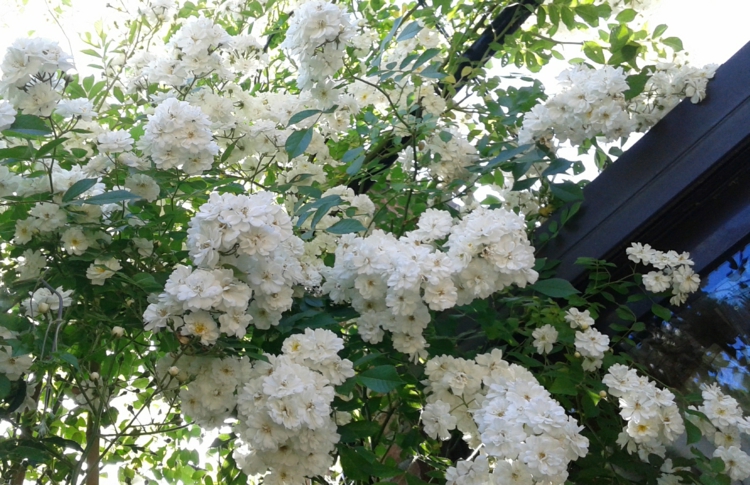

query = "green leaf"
[
  {"left": 343, "top": 146, "right": 365, "bottom": 176},
  {"left": 357, "top": 365, "right": 404, "bottom": 393},
  {"left": 485, "top": 144, "right": 531, "bottom": 169},
  {"left": 220, "top": 141, "right": 237, "bottom": 163},
  {"left": 685, "top": 416, "right": 702, "bottom": 444},
  {"left": 339, "top": 447, "right": 372, "bottom": 481},
  {"left": 132, "top": 273, "right": 164, "bottom": 292},
  {"left": 327, "top": 219, "right": 367, "bottom": 234},
  {"left": 651, "top": 303, "right": 672, "bottom": 322},
  {"left": 549, "top": 375, "right": 578, "bottom": 395},
  {"left": 560, "top": 6, "right": 576, "bottom": 30},
  {"left": 0, "top": 375, "right": 10, "bottom": 399},
  {"left": 345, "top": 154, "right": 365, "bottom": 176},
  {"left": 615, "top": 8, "right": 637, "bottom": 23},
  {"left": 662, "top": 36, "right": 684, "bottom": 52},
  {"left": 44, "top": 436, "right": 84, "bottom": 453},
  {"left": 339, "top": 447, "right": 402, "bottom": 480},
  {"left": 113, "top": 86, "right": 125, "bottom": 102},
  {"left": 36, "top": 137, "right": 68, "bottom": 158},
  {"left": 338, "top": 421, "right": 381, "bottom": 443},
  {"left": 3, "top": 114, "right": 52, "bottom": 137},
  {"left": 624, "top": 72, "right": 650, "bottom": 100},
  {"left": 0, "top": 146, "right": 33, "bottom": 162},
  {"left": 297, "top": 186, "right": 322, "bottom": 199},
  {"left": 511, "top": 177, "right": 538, "bottom": 191},
  {"left": 419, "top": 62, "right": 445, "bottom": 79},
  {"left": 653, "top": 24, "right": 668, "bottom": 38},
  {"left": 550, "top": 181, "right": 584, "bottom": 202},
  {"left": 583, "top": 42, "right": 605, "bottom": 64},
  {"left": 12, "top": 446, "right": 51, "bottom": 465},
  {"left": 609, "top": 25, "right": 632, "bottom": 52},
  {"left": 62, "top": 178, "right": 98, "bottom": 203},
  {"left": 81, "top": 190, "right": 141, "bottom": 205},
  {"left": 287, "top": 109, "right": 321, "bottom": 126},
  {"left": 413, "top": 48, "right": 441, "bottom": 70},
  {"left": 438, "top": 131, "right": 452, "bottom": 142},
  {"left": 542, "top": 158, "right": 573, "bottom": 177},
  {"left": 285, "top": 128, "right": 313, "bottom": 159},
  {"left": 531, "top": 278, "right": 580, "bottom": 298},
  {"left": 296, "top": 195, "right": 342, "bottom": 228},
  {"left": 575, "top": 4, "right": 600, "bottom": 26},
  {"left": 700, "top": 474, "right": 731, "bottom": 485},
  {"left": 58, "top": 352, "right": 80, "bottom": 370},
  {"left": 397, "top": 21, "right": 422, "bottom": 42},
  {"left": 710, "top": 457, "right": 726, "bottom": 473}
]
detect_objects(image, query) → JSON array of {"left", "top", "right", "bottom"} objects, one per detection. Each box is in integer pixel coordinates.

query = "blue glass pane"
[{"left": 633, "top": 240, "right": 750, "bottom": 410}]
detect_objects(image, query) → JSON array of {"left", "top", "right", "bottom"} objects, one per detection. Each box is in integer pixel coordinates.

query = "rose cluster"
[
  {"left": 233, "top": 329, "right": 354, "bottom": 485},
  {"left": 519, "top": 63, "right": 717, "bottom": 149},
  {"left": 280, "top": 0, "right": 355, "bottom": 90},
  {"left": 423, "top": 350, "right": 589, "bottom": 485},
  {"left": 321, "top": 207, "right": 537, "bottom": 360},
  {"left": 626, "top": 242, "right": 700, "bottom": 305},
  {"left": 137, "top": 97, "right": 220, "bottom": 175},
  {"left": 603, "top": 364, "right": 685, "bottom": 461},
  {"left": 143, "top": 192, "right": 317, "bottom": 341}
]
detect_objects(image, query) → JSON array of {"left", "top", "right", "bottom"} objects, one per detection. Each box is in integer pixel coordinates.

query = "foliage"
[{"left": 0, "top": 0, "right": 742, "bottom": 484}]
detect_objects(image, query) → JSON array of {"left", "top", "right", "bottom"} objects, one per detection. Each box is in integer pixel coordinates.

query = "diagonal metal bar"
[{"left": 349, "top": 0, "right": 543, "bottom": 194}]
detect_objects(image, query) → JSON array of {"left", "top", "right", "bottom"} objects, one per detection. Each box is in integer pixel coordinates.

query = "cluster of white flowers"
[
  {"left": 423, "top": 349, "right": 589, "bottom": 484},
  {"left": 144, "top": 192, "right": 317, "bottom": 340},
  {"left": 519, "top": 65, "right": 633, "bottom": 146},
  {"left": 626, "top": 242, "right": 700, "bottom": 305},
  {"left": 142, "top": 16, "right": 231, "bottom": 85},
  {"left": 320, "top": 207, "right": 536, "bottom": 359},
  {"left": 566, "top": 308, "right": 610, "bottom": 371},
  {"left": 603, "top": 364, "right": 685, "bottom": 461},
  {"left": 56, "top": 98, "right": 96, "bottom": 121},
  {"left": 280, "top": 0, "right": 355, "bottom": 90},
  {"left": 633, "top": 62, "right": 718, "bottom": 124},
  {"left": 128, "top": 16, "right": 267, "bottom": 92},
  {"left": 137, "top": 97, "right": 219, "bottom": 175},
  {"left": 0, "top": 37, "right": 74, "bottom": 117},
  {"left": 295, "top": 185, "right": 375, "bottom": 233},
  {"left": 686, "top": 384, "right": 750, "bottom": 481},
  {"left": 518, "top": 63, "right": 717, "bottom": 149},
  {"left": 422, "top": 128, "right": 479, "bottom": 182},
  {"left": 233, "top": 329, "right": 353, "bottom": 485},
  {"left": 177, "top": 355, "right": 251, "bottom": 428}
]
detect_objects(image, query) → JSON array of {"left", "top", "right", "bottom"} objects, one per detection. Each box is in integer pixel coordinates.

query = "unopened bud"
[
  {"left": 38, "top": 302, "right": 50, "bottom": 314},
  {"left": 599, "top": 390, "right": 608, "bottom": 398},
  {"left": 90, "top": 372, "right": 100, "bottom": 380},
  {"left": 111, "top": 326, "right": 125, "bottom": 337},
  {"left": 168, "top": 366, "right": 180, "bottom": 377},
  {"left": 574, "top": 351, "right": 581, "bottom": 358}
]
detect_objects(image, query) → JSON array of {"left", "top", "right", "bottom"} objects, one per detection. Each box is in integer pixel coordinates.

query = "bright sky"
[{"left": 0, "top": 0, "right": 747, "bottom": 69}]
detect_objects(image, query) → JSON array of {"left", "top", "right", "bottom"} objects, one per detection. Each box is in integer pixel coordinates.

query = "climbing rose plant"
[{"left": 0, "top": 0, "right": 743, "bottom": 483}]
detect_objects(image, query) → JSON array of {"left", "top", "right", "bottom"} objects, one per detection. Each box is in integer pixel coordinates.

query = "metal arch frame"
[{"left": 536, "top": 41, "right": 750, "bottom": 290}]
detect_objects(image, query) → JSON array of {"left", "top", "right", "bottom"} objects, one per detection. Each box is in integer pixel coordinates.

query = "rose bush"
[{"left": 0, "top": 0, "right": 742, "bottom": 483}]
